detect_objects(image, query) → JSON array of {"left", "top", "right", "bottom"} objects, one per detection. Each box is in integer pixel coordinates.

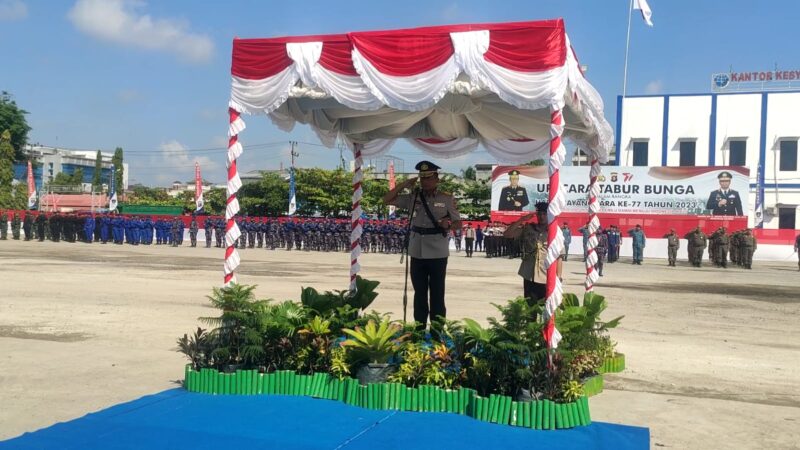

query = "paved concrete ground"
[{"left": 0, "top": 240, "right": 798, "bottom": 449}]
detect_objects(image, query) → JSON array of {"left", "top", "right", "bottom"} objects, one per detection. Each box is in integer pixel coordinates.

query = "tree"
[
  {"left": 0, "top": 130, "right": 14, "bottom": 207},
  {"left": 92, "top": 150, "right": 103, "bottom": 189},
  {"left": 361, "top": 172, "right": 389, "bottom": 218},
  {"left": 0, "top": 92, "right": 31, "bottom": 161},
  {"left": 459, "top": 179, "right": 492, "bottom": 219},
  {"left": 295, "top": 168, "right": 351, "bottom": 217},
  {"left": 112, "top": 147, "right": 124, "bottom": 193},
  {"left": 462, "top": 166, "right": 476, "bottom": 181},
  {"left": 204, "top": 187, "right": 227, "bottom": 215}
]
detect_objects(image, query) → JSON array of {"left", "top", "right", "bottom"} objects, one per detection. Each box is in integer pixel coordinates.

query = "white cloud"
[
  {"left": 116, "top": 88, "right": 141, "bottom": 103},
  {"left": 644, "top": 80, "right": 664, "bottom": 95},
  {"left": 441, "top": 2, "right": 460, "bottom": 22},
  {"left": 0, "top": 0, "right": 28, "bottom": 21},
  {"left": 151, "top": 139, "right": 218, "bottom": 184},
  {"left": 67, "top": 0, "right": 213, "bottom": 64},
  {"left": 209, "top": 135, "right": 228, "bottom": 148}
]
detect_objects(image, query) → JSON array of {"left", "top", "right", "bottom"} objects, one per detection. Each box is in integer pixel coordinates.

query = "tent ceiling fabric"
[{"left": 229, "top": 19, "right": 613, "bottom": 163}]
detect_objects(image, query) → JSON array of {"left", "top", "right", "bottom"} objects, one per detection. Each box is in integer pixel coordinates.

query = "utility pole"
[{"left": 290, "top": 141, "right": 299, "bottom": 168}]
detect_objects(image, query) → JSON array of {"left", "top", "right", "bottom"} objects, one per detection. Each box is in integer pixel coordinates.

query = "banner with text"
[{"left": 491, "top": 166, "right": 750, "bottom": 216}]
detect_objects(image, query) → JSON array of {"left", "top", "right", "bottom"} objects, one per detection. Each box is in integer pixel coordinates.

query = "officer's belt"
[{"left": 411, "top": 226, "right": 443, "bottom": 235}]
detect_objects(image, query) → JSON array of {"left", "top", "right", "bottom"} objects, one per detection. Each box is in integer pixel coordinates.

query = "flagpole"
[{"left": 622, "top": 0, "right": 634, "bottom": 98}]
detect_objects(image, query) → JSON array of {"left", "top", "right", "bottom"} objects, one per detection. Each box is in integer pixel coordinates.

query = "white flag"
[{"left": 634, "top": 0, "right": 654, "bottom": 26}]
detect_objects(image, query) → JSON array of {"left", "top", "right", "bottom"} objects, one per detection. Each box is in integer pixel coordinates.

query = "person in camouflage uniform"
[
  {"left": 11, "top": 212, "right": 21, "bottom": 240},
  {"left": 0, "top": 210, "right": 7, "bottom": 240},
  {"left": 664, "top": 228, "right": 680, "bottom": 267},
  {"left": 685, "top": 227, "right": 707, "bottom": 267},
  {"left": 189, "top": 215, "right": 198, "bottom": 247},
  {"left": 739, "top": 228, "right": 756, "bottom": 269},
  {"left": 714, "top": 226, "right": 730, "bottom": 268}
]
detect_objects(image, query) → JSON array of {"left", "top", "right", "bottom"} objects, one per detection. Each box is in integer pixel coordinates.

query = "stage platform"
[{"left": 1, "top": 389, "right": 649, "bottom": 449}]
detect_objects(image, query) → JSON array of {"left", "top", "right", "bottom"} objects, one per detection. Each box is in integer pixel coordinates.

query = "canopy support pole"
[
  {"left": 349, "top": 144, "right": 364, "bottom": 292},
  {"left": 544, "top": 105, "right": 566, "bottom": 352},
  {"left": 584, "top": 152, "right": 601, "bottom": 292},
  {"left": 224, "top": 107, "right": 245, "bottom": 285}
]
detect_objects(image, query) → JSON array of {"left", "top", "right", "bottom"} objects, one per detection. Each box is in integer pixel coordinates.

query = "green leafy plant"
[
  {"left": 329, "top": 346, "right": 351, "bottom": 380},
  {"left": 199, "top": 284, "right": 267, "bottom": 370},
  {"left": 175, "top": 327, "right": 214, "bottom": 370},
  {"left": 295, "top": 316, "right": 334, "bottom": 374},
  {"left": 301, "top": 276, "right": 380, "bottom": 317},
  {"left": 341, "top": 319, "right": 408, "bottom": 364}
]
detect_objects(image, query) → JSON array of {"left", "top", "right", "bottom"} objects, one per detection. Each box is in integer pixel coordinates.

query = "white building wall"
[
  {"left": 619, "top": 96, "right": 663, "bottom": 166},
  {"left": 618, "top": 91, "right": 800, "bottom": 230},
  {"left": 765, "top": 92, "right": 800, "bottom": 184},
  {"left": 666, "top": 96, "right": 711, "bottom": 166},
  {"left": 714, "top": 94, "right": 761, "bottom": 168}
]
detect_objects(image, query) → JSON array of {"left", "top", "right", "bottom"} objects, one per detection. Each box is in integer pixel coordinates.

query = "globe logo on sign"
[{"left": 713, "top": 73, "right": 731, "bottom": 89}]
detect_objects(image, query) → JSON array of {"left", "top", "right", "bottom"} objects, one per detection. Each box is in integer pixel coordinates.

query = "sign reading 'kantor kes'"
[{"left": 491, "top": 166, "right": 750, "bottom": 216}]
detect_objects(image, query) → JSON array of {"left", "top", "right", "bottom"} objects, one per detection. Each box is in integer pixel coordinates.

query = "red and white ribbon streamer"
[
  {"left": 224, "top": 108, "right": 245, "bottom": 285},
  {"left": 350, "top": 144, "right": 364, "bottom": 291},
  {"left": 584, "top": 154, "right": 602, "bottom": 292},
  {"left": 543, "top": 106, "right": 566, "bottom": 351}
]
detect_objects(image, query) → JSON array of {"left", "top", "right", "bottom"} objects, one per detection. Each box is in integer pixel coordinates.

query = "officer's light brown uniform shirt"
[{"left": 395, "top": 191, "right": 459, "bottom": 259}]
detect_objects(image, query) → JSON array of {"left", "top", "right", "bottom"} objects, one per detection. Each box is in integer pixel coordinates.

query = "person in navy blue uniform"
[{"left": 706, "top": 171, "right": 743, "bottom": 216}]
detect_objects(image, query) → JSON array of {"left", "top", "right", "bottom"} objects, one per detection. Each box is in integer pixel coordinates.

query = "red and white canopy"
[
  {"left": 230, "top": 19, "right": 611, "bottom": 160},
  {"left": 226, "top": 18, "right": 613, "bottom": 351}
]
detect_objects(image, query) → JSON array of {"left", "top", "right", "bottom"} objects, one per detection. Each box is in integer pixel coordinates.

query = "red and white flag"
[
  {"left": 195, "top": 162, "right": 204, "bottom": 212},
  {"left": 26, "top": 161, "right": 37, "bottom": 209},
  {"left": 388, "top": 160, "right": 396, "bottom": 218},
  {"left": 634, "top": 0, "right": 654, "bottom": 26}
]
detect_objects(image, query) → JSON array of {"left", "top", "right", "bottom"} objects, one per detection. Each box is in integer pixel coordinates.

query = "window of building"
[
  {"left": 779, "top": 140, "right": 798, "bottom": 171},
  {"left": 729, "top": 140, "right": 746, "bottom": 166},
  {"left": 679, "top": 141, "right": 696, "bottom": 167},
  {"left": 632, "top": 141, "right": 648, "bottom": 166},
  {"left": 778, "top": 207, "right": 796, "bottom": 230}
]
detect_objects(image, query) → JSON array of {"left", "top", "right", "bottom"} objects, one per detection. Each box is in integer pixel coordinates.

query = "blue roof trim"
[
  {"left": 749, "top": 183, "right": 800, "bottom": 189},
  {"left": 709, "top": 94, "right": 717, "bottom": 166},
  {"left": 758, "top": 93, "right": 768, "bottom": 205},
  {"left": 661, "top": 96, "right": 669, "bottom": 166},
  {"left": 615, "top": 95, "right": 623, "bottom": 166},
  {"left": 620, "top": 90, "right": 800, "bottom": 99}
]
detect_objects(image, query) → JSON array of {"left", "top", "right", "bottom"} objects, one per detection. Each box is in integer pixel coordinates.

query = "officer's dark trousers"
[
  {"left": 465, "top": 238, "right": 474, "bottom": 256},
  {"left": 410, "top": 257, "right": 448, "bottom": 327}
]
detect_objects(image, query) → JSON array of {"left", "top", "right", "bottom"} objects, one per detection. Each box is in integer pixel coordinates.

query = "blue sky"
[{"left": 1, "top": 0, "right": 798, "bottom": 186}]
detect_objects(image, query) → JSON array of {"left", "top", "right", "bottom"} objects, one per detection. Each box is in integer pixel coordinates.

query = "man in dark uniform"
[
  {"left": 384, "top": 161, "right": 461, "bottom": 330},
  {"left": 35, "top": 212, "right": 46, "bottom": 241},
  {"left": 740, "top": 229, "right": 756, "bottom": 269},
  {"left": 204, "top": 217, "right": 213, "bottom": 248},
  {"left": 706, "top": 171, "right": 743, "bottom": 215},
  {"left": 11, "top": 212, "right": 21, "bottom": 240},
  {"left": 22, "top": 212, "right": 33, "bottom": 241},
  {"left": 0, "top": 210, "right": 7, "bottom": 240},
  {"left": 498, "top": 169, "right": 530, "bottom": 211},
  {"left": 794, "top": 233, "right": 800, "bottom": 271}
]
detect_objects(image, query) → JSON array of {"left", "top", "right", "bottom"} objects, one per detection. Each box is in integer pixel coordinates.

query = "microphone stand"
[{"left": 401, "top": 189, "right": 419, "bottom": 324}]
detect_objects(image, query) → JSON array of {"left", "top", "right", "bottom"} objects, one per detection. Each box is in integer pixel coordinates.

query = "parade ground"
[{"left": 1, "top": 240, "right": 799, "bottom": 449}]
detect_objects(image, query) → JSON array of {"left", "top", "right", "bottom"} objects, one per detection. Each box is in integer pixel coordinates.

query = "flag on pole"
[
  {"left": 388, "top": 160, "right": 396, "bottom": 218},
  {"left": 26, "top": 161, "right": 37, "bottom": 209},
  {"left": 288, "top": 167, "right": 297, "bottom": 215},
  {"left": 194, "top": 162, "right": 204, "bottom": 212},
  {"left": 754, "top": 164, "right": 764, "bottom": 228},
  {"left": 108, "top": 173, "right": 118, "bottom": 212},
  {"left": 634, "top": 0, "right": 654, "bottom": 26}
]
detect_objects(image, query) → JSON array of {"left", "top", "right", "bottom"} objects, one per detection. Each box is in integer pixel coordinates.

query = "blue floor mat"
[{"left": 1, "top": 389, "right": 649, "bottom": 450}]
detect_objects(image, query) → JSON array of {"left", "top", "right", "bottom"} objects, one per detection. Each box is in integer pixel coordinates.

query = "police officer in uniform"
[
  {"left": 664, "top": 228, "right": 680, "bottom": 266},
  {"left": 706, "top": 171, "right": 743, "bottom": 215},
  {"left": 383, "top": 161, "right": 461, "bottom": 330},
  {"left": 189, "top": 215, "right": 199, "bottom": 247},
  {"left": 498, "top": 169, "right": 530, "bottom": 211}
]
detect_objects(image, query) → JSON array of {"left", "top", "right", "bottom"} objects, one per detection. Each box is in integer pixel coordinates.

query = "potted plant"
[{"left": 341, "top": 318, "right": 408, "bottom": 385}]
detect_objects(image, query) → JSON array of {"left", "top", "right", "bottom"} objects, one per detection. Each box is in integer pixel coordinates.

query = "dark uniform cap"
[
  {"left": 534, "top": 201, "right": 549, "bottom": 212},
  {"left": 718, "top": 171, "right": 733, "bottom": 180},
  {"left": 415, "top": 160, "right": 441, "bottom": 178},
  {"left": 509, "top": 169, "right": 520, "bottom": 176}
]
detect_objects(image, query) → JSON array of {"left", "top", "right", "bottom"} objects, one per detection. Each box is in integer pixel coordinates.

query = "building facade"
[
  {"left": 616, "top": 91, "right": 800, "bottom": 230},
  {"left": 13, "top": 145, "right": 129, "bottom": 193}
]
